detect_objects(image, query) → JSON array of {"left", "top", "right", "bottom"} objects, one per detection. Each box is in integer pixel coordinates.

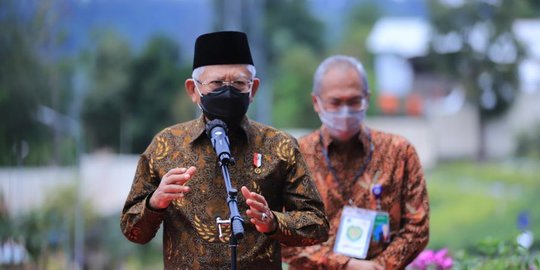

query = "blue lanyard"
[{"left": 318, "top": 127, "right": 374, "bottom": 195}]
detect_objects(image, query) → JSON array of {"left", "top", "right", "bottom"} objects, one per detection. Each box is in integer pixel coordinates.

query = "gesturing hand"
[
  {"left": 149, "top": 166, "right": 196, "bottom": 210},
  {"left": 241, "top": 186, "right": 277, "bottom": 234}
]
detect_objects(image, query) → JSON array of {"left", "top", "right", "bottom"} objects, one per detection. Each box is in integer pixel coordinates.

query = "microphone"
[{"left": 205, "top": 119, "right": 234, "bottom": 165}]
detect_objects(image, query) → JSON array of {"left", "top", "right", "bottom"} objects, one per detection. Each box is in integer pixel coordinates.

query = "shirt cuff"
[
  {"left": 263, "top": 210, "right": 279, "bottom": 235},
  {"left": 144, "top": 191, "right": 168, "bottom": 213}
]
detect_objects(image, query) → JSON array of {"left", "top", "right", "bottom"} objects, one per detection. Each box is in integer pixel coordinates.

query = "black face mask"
[{"left": 199, "top": 86, "right": 250, "bottom": 125}]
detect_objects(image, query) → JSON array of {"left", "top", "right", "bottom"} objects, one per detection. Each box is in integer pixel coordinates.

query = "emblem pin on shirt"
[{"left": 253, "top": 153, "right": 262, "bottom": 174}]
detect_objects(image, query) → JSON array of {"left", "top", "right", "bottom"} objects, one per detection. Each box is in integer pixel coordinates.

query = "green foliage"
[
  {"left": 427, "top": 161, "right": 540, "bottom": 251},
  {"left": 515, "top": 123, "right": 540, "bottom": 159},
  {"left": 427, "top": 0, "right": 524, "bottom": 120},
  {"left": 0, "top": 0, "right": 48, "bottom": 165},
  {"left": 81, "top": 30, "right": 133, "bottom": 152},
  {"left": 452, "top": 238, "right": 540, "bottom": 270},
  {"left": 81, "top": 33, "right": 193, "bottom": 153},
  {"left": 1, "top": 184, "right": 96, "bottom": 266},
  {"left": 333, "top": 2, "right": 381, "bottom": 116},
  {"left": 427, "top": 0, "right": 535, "bottom": 160},
  {"left": 264, "top": 0, "right": 326, "bottom": 59},
  {"left": 85, "top": 214, "right": 164, "bottom": 269},
  {"left": 124, "top": 36, "right": 193, "bottom": 153},
  {"left": 235, "top": 0, "right": 327, "bottom": 129},
  {"left": 1, "top": 183, "right": 166, "bottom": 269},
  {"left": 272, "top": 46, "right": 320, "bottom": 128},
  {"left": 0, "top": 0, "right": 79, "bottom": 166}
]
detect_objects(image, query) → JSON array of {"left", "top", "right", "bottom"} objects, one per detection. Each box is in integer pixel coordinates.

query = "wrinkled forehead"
[
  {"left": 199, "top": 64, "right": 253, "bottom": 79},
  {"left": 319, "top": 67, "right": 366, "bottom": 97}
]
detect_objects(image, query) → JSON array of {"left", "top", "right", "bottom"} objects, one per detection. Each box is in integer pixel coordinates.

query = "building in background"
[{"left": 366, "top": 17, "right": 540, "bottom": 162}]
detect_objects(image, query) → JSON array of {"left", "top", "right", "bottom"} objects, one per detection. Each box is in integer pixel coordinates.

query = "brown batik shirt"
[
  {"left": 120, "top": 116, "right": 329, "bottom": 270},
  {"left": 283, "top": 125, "right": 429, "bottom": 270}
]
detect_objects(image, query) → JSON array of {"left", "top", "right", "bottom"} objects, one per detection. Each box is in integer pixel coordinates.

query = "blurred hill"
[
  {"left": 58, "top": 0, "right": 427, "bottom": 58},
  {"left": 59, "top": 0, "right": 213, "bottom": 57}
]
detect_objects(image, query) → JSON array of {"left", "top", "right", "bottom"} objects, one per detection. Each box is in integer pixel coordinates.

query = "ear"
[
  {"left": 185, "top": 78, "right": 200, "bottom": 104},
  {"left": 249, "top": 78, "right": 260, "bottom": 102},
  {"left": 312, "top": 94, "right": 321, "bottom": 113}
]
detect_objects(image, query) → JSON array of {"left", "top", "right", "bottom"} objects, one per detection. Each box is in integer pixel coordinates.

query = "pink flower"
[{"left": 409, "top": 249, "right": 453, "bottom": 270}]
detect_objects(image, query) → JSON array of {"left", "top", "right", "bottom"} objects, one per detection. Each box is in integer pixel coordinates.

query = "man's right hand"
[
  {"left": 149, "top": 166, "right": 196, "bottom": 210},
  {"left": 346, "top": 259, "right": 385, "bottom": 270}
]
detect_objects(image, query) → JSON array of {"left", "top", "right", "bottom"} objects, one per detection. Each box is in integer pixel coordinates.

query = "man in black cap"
[{"left": 121, "top": 31, "right": 329, "bottom": 269}]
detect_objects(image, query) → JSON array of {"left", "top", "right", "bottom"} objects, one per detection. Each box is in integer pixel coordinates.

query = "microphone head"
[{"left": 205, "top": 119, "right": 228, "bottom": 138}]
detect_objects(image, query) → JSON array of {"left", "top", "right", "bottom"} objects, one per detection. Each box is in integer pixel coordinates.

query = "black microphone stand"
[
  {"left": 218, "top": 157, "right": 244, "bottom": 270},
  {"left": 206, "top": 119, "right": 244, "bottom": 270}
]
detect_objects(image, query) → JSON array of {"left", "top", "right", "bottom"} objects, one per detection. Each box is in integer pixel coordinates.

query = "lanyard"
[{"left": 318, "top": 127, "right": 374, "bottom": 200}]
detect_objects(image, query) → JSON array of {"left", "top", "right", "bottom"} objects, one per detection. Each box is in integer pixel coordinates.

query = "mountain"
[{"left": 54, "top": 0, "right": 427, "bottom": 58}]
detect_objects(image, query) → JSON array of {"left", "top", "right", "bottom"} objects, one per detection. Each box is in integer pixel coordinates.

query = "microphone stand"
[
  {"left": 206, "top": 119, "right": 244, "bottom": 270},
  {"left": 218, "top": 157, "right": 244, "bottom": 270}
]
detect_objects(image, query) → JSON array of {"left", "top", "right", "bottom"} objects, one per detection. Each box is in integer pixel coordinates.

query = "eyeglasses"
[
  {"left": 194, "top": 78, "right": 253, "bottom": 94},
  {"left": 316, "top": 96, "right": 369, "bottom": 112}
]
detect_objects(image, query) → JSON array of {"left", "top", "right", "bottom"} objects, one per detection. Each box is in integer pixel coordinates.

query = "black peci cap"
[{"left": 192, "top": 31, "right": 254, "bottom": 70}]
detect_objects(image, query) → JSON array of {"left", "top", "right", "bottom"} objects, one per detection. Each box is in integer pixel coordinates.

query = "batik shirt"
[
  {"left": 120, "top": 116, "right": 329, "bottom": 270},
  {"left": 283, "top": 125, "right": 429, "bottom": 270}
]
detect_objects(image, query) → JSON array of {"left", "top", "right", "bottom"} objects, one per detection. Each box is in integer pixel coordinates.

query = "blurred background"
[{"left": 1, "top": 0, "right": 539, "bottom": 269}]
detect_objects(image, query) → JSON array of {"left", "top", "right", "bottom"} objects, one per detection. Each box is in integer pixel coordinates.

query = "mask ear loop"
[
  {"left": 246, "top": 80, "right": 254, "bottom": 99},
  {"left": 193, "top": 78, "right": 204, "bottom": 97},
  {"left": 193, "top": 78, "right": 205, "bottom": 111}
]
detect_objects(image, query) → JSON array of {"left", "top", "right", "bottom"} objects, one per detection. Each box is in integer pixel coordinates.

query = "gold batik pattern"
[
  {"left": 283, "top": 126, "right": 429, "bottom": 270},
  {"left": 121, "top": 116, "right": 329, "bottom": 270}
]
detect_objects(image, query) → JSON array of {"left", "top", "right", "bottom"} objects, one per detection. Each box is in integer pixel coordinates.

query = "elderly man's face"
[
  {"left": 185, "top": 64, "right": 260, "bottom": 105},
  {"left": 313, "top": 66, "right": 368, "bottom": 114},
  {"left": 312, "top": 65, "right": 369, "bottom": 142}
]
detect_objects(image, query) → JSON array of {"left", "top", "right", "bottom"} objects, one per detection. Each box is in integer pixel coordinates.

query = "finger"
[
  {"left": 157, "top": 192, "right": 186, "bottom": 201},
  {"left": 160, "top": 184, "right": 191, "bottom": 194},
  {"left": 164, "top": 172, "right": 192, "bottom": 185},
  {"left": 249, "top": 217, "right": 267, "bottom": 226},
  {"left": 245, "top": 209, "right": 263, "bottom": 220},
  {"left": 165, "top": 167, "right": 187, "bottom": 177},
  {"left": 246, "top": 198, "right": 268, "bottom": 213},
  {"left": 241, "top": 186, "right": 252, "bottom": 199},
  {"left": 246, "top": 191, "right": 267, "bottom": 205},
  {"left": 185, "top": 166, "right": 197, "bottom": 175},
  {"left": 178, "top": 166, "right": 196, "bottom": 185}
]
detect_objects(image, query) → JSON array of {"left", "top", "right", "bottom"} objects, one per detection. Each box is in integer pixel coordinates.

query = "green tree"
[
  {"left": 81, "top": 33, "right": 193, "bottom": 154},
  {"left": 427, "top": 0, "right": 528, "bottom": 160},
  {"left": 0, "top": 2, "right": 43, "bottom": 164},
  {"left": 272, "top": 45, "right": 320, "bottom": 128},
  {"left": 0, "top": 0, "right": 72, "bottom": 166},
  {"left": 81, "top": 30, "right": 132, "bottom": 153},
  {"left": 334, "top": 3, "right": 381, "bottom": 116},
  {"left": 211, "top": 0, "right": 326, "bottom": 129},
  {"left": 124, "top": 36, "right": 192, "bottom": 153},
  {"left": 3, "top": 185, "right": 96, "bottom": 268},
  {"left": 264, "top": 0, "right": 326, "bottom": 129}
]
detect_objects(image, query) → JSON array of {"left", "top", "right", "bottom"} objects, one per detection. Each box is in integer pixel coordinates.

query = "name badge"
[{"left": 333, "top": 206, "right": 376, "bottom": 259}]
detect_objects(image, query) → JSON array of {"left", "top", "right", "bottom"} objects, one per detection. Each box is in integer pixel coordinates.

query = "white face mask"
[{"left": 317, "top": 98, "right": 366, "bottom": 141}]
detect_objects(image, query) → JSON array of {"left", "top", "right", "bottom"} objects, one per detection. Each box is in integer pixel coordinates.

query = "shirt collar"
[
  {"left": 319, "top": 124, "right": 371, "bottom": 154},
  {"left": 188, "top": 115, "right": 252, "bottom": 144}
]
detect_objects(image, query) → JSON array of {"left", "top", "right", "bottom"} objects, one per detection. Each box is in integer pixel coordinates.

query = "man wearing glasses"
[
  {"left": 121, "top": 31, "right": 329, "bottom": 269},
  {"left": 283, "top": 55, "right": 429, "bottom": 270}
]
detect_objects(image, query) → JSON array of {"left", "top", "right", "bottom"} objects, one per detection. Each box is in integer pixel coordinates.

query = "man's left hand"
[{"left": 241, "top": 186, "right": 277, "bottom": 234}]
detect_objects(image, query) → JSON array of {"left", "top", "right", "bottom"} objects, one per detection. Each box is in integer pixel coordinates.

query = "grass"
[{"left": 425, "top": 160, "right": 540, "bottom": 251}]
